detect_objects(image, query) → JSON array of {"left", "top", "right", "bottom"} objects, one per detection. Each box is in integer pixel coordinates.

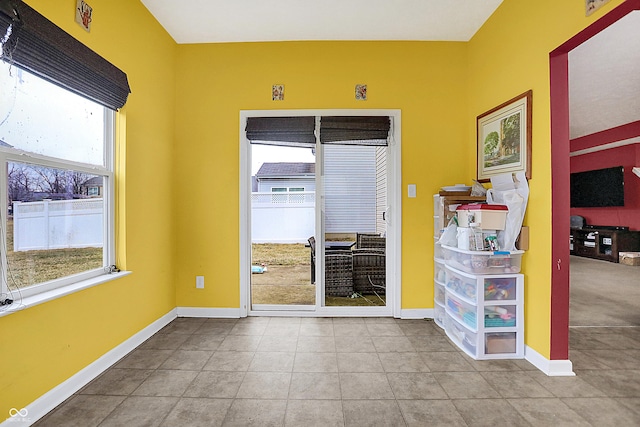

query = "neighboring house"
[
  {"left": 253, "top": 146, "right": 387, "bottom": 237},
  {"left": 81, "top": 176, "right": 104, "bottom": 197},
  {"left": 323, "top": 145, "right": 380, "bottom": 234},
  {"left": 254, "top": 162, "right": 315, "bottom": 193}
]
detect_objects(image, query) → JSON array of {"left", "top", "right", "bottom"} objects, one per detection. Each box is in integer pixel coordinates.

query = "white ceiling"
[
  {"left": 569, "top": 10, "right": 640, "bottom": 140},
  {"left": 140, "top": 1, "right": 639, "bottom": 143},
  {"left": 139, "top": 0, "right": 504, "bottom": 43}
]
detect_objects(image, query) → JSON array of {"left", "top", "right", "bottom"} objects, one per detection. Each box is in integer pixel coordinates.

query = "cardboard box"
[
  {"left": 619, "top": 252, "right": 640, "bottom": 266},
  {"left": 516, "top": 226, "right": 529, "bottom": 251},
  {"left": 485, "top": 333, "right": 516, "bottom": 354}
]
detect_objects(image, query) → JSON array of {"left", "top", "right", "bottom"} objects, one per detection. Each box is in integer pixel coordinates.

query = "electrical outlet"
[{"left": 196, "top": 276, "right": 204, "bottom": 289}]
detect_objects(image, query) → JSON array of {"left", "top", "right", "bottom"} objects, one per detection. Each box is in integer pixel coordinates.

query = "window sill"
[{"left": 0, "top": 271, "right": 131, "bottom": 318}]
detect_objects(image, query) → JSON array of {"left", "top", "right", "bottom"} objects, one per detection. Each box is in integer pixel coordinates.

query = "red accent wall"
[{"left": 570, "top": 144, "right": 640, "bottom": 230}]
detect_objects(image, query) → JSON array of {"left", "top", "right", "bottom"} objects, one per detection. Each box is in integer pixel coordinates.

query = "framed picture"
[
  {"left": 477, "top": 90, "right": 532, "bottom": 182},
  {"left": 586, "top": 0, "right": 611, "bottom": 16}
]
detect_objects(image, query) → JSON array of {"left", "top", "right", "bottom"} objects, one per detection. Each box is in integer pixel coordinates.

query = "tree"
[
  {"left": 484, "top": 131, "right": 499, "bottom": 156},
  {"left": 501, "top": 113, "right": 521, "bottom": 155},
  {"left": 7, "top": 163, "right": 34, "bottom": 203},
  {"left": 70, "top": 171, "right": 92, "bottom": 195}
]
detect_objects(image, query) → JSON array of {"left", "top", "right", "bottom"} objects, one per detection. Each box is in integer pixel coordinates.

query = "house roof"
[
  {"left": 256, "top": 162, "right": 315, "bottom": 178},
  {"left": 82, "top": 177, "right": 103, "bottom": 186}
]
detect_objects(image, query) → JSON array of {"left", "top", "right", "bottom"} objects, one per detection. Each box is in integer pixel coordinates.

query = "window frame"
[{"left": 0, "top": 108, "right": 116, "bottom": 301}]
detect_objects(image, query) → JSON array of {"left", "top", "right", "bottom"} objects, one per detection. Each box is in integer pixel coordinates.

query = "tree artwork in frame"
[{"left": 477, "top": 90, "right": 532, "bottom": 182}]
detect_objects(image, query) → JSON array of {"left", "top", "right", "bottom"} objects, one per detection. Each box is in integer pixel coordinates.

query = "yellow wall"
[
  {"left": 467, "top": 0, "right": 626, "bottom": 357},
  {"left": 173, "top": 41, "right": 469, "bottom": 310},
  {"left": 0, "top": 0, "right": 177, "bottom": 417},
  {"left": 3, "top": 0, "right": 631, "bottom": 418}
]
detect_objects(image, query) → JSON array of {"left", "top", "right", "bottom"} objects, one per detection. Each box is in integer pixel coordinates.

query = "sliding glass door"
[{"left": 243, "top": 113, "right": 396, "bottom": 315}]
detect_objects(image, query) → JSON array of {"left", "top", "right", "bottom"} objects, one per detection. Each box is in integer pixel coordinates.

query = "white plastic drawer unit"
[
  {"left": 441, "top": 264, "right": 525, "bottom": 359},
  {"left": 442, "top": 245, "right": 523, "bottom": 274}
]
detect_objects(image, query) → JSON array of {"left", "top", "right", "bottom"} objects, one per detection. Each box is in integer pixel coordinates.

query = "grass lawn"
[
  {"left": 4, "top": 229, "right": 384, "bottom": 308},
  {"left": 5, "top": 218, "right": 103, "bottom": 290},
  {"left": 251, "top": 243, "right": 385, "bottom": 307}
]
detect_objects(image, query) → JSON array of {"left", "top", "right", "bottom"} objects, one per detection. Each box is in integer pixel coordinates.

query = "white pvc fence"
[
  {"left": 12, "top": 199, "right": 104, "bottom": 251},
  {"left": 251, "top": 191, "right": 315, "bottom": 243}
]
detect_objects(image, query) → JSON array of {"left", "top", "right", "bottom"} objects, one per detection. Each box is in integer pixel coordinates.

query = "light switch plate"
[{"left": 408, "top": 184, "right": 417, "bottom": 198}]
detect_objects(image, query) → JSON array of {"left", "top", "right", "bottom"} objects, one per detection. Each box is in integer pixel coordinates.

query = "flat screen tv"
[{"left": 570, "top": 166, "right": 624, "bottom": 208}]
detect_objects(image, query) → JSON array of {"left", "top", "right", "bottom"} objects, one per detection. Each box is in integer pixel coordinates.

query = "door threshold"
[
  {"left": 251, "top": 304, "right": 316, "bottom": 312},
  {"left": 249, "top": 305, "right": 392, "bottom": 317}
]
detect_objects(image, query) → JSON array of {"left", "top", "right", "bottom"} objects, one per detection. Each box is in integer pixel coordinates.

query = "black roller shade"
[
  {"left": 246, "top": 116, "right": 316, "bottom": 147},
  {"left": 320, "top": 116, "right": 390, "bottom": 146},
  {"left": 0, "top": 0, "right": 130, "bottom": 110}
]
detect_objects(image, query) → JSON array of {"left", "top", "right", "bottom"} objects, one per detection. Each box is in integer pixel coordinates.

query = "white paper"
[{"left": 487, "top": 172, "right": 529, "bottom": 251}]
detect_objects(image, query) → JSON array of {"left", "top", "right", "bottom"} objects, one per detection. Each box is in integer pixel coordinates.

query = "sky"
[
  {"left": 251, "top": 144, "right": 315, "bottom": 175},
  {"left": 0, "top": 61, "right": 104, "bottom": 166}
]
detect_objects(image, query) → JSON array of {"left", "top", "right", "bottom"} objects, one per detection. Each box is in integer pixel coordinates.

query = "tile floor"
[{"left": 35, "top": 316, "right": 640, "bottom": 426}]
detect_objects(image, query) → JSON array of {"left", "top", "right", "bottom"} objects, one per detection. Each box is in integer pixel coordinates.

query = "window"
[
  {"left": 0, "top": 61, "right": 115, "bottom": 300},
  {"left": 270, "top": 187, "right": 306, "bottom": 203},
  {"left": 88, "top": 186, "right": 100, "bottom": 197}
]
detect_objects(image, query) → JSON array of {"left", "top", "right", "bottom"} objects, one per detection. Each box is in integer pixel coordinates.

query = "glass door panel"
[
  {"left": 322, "top": 144, "right": 388, "bottom": 307},
  {"left": 250, "top": 144, "right": 316, "bottom": 310}
]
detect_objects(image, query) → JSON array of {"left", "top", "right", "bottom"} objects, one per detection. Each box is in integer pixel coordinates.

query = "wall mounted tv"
[{"left": 570, "top": 166, "right": 624, "bottom": 208}]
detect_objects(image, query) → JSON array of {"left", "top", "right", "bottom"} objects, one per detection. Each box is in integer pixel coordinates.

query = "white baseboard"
[
  {"left": 176, "top": 307, "right": 242, "bottom": 318},
  {"left": 399, "top": 308, "right": 433, "bottom": 319},
  {"left": 525, "top": 345, "right": 575, "bottom": 376},
  {"left": 3, "top": 309, "right": 177, "bottom": 427}
]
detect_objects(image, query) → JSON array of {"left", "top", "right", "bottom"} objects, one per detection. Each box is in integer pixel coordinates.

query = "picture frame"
[
  {"left": 585, "top": 0, "right": 611, "bottom": 16},
  {"left": 477, "top": 90, "right": 532, "bottom": 182}
]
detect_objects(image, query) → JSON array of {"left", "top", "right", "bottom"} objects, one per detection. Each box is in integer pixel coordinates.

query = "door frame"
[
  {"left": 549, "top": 0, "right": 640, "bottom": 360},
  {"left": 239, "top": 109, "right": 402, "bottom": 317}
]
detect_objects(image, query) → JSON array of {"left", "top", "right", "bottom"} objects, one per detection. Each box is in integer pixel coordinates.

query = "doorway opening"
[
  {"left": 550, "top": 1, "right": 640, "bottom": 360},
  {"left": 239, "top": 110, "right": 401, "bottom": 317}
]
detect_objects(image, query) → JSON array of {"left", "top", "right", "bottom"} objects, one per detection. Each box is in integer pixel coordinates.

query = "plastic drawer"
[
  {"left": 434, "top": 302, "right": 445, "bottom": 328},
  {"left": 442, "top": 245, "right": 522, "bottom": 274},
  {"left": 484, "top": 305, "right": 517, "bottom": 328},
  {"left": 434, "top": 240, "right": 443, "bottom": 259},
  {"left": 445, "top": 267, "right": 477, "bottom": 303},
  {"left": 445, "top": 292, "right": 477, "bottom": 330},
  {"left": 484, "top": 332, "right": 517, "bottom": 355},
  {"left": 484, "top": 277, "right": 518, "bottom": 301},
  {"left": 434, "top": 216, "right": 444, "bottom": 239},
  {"left": 434, "top": 281, "right": 445, "bottom": 305},
  {"left": 434, "top": 260, "right": 446, "bottom": 283},
  {"left": 445, "top": 315, "right": 477, "bottom": 355}
]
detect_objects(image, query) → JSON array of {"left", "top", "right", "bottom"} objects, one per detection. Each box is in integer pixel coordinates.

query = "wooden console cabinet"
[{"left": 570, "top": 227, "right": 640, "bottom": 263}]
